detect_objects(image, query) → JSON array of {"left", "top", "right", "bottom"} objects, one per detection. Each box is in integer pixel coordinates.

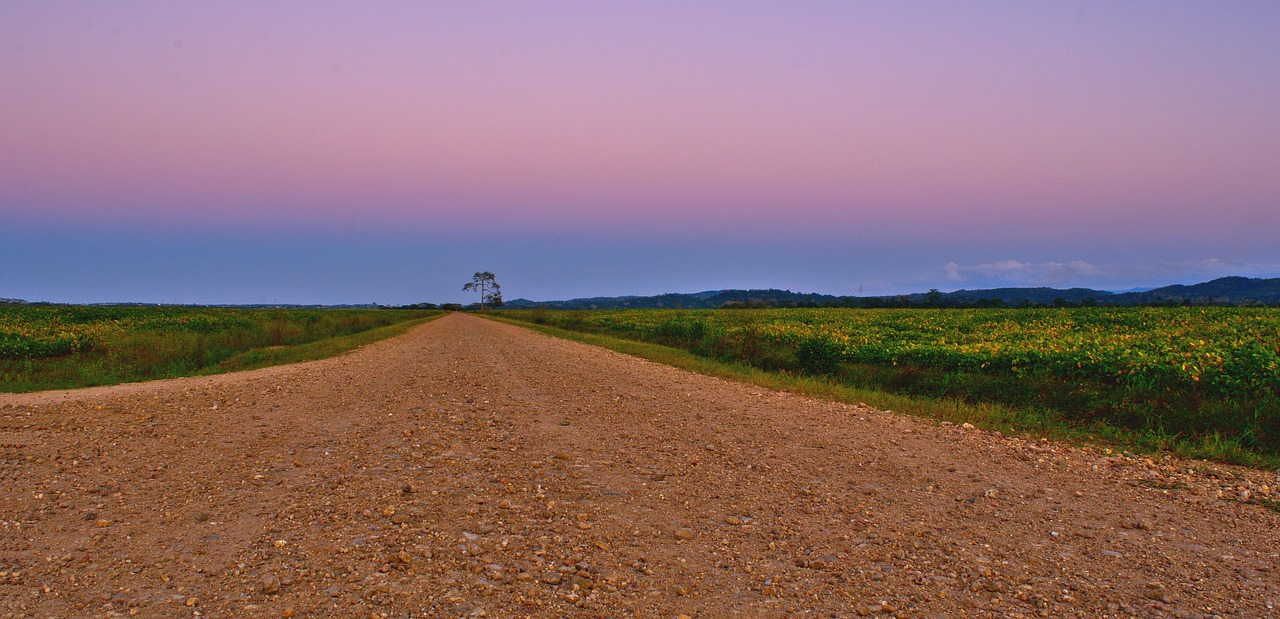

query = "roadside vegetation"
[
  {"left": 496, "top": 307, "right": 1280, "bottom": 469},
  {"left": 0, "top": 305, "right": 442, "bottom": 392}
]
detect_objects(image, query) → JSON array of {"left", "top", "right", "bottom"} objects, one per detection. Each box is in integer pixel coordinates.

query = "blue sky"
[{"left": 3, "top": 2, "right": 1279, "bottom": 304}]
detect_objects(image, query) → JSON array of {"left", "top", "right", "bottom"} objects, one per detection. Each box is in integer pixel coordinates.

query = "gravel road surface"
[{"left": 2, "top": 313, "right": 1277, "bottom": 618}]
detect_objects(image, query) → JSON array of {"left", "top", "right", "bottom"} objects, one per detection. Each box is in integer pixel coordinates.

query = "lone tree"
[{"left": 463, "top": 271, "right": 502, "bottom": 310}]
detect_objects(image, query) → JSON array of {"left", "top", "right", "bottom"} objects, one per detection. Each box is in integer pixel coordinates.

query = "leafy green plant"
[
  {"left": 796, "top": 337, "right": 842, "bottom": 375},
  {"left": 1, "top": 306, "right": 440, "bottom": 392}
]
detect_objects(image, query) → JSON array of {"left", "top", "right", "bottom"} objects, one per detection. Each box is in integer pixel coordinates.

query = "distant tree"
[{"left": 463, "top": 272, "right": 501, "bottom": 310}]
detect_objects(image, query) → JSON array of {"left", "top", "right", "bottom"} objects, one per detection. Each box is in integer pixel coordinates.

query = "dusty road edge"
[
  {"left": 481, "top": 313, "right": 1280, "bottom": 493},
  {"left": 0, "top": 312, "right": 446, "bottom": 407}
]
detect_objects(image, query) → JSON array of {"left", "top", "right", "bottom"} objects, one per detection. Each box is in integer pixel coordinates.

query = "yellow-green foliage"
[
  {"left": 1, "top": 305, "right": 439, "bottom": 392},
  {"left": 513, "top": 307, "right": 1279, "bottom": 394}
]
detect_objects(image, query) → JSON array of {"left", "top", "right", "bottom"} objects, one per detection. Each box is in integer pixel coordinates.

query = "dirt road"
[{"left": 2, "top": 313, "right": 1276, "bottom": 618}]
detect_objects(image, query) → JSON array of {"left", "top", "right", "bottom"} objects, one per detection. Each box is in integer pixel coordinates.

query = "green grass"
[
  {"left": 486, "top": 312, "right": 1280, "bottom": 471},
  {"left": 205, "top": 313, "right": 443, "bottom": 374},
  {"left": 1, "top": 306, "right": 442, "bottom": 392}
]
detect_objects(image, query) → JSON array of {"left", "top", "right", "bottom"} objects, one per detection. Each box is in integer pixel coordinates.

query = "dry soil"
[{"left": 2, "top": 313, "right": 1277, "bottom": 619}]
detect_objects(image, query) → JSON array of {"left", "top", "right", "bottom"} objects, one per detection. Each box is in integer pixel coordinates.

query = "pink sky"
[{"left": 3, "top": 2, "right": 1279, "bottom": 302}]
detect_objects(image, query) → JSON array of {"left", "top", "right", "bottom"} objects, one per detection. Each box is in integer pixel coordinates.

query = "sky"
[{"left": 3, "top": 2, "right": 1279, "bottom": 305}]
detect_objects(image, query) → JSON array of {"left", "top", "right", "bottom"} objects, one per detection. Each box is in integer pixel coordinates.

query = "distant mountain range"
[
  {"left": 7, "top": 277, "right": 1278, "bottom": 310},
  {"left": 503, "top": 276, "right": 1280, "bottom": 309}
]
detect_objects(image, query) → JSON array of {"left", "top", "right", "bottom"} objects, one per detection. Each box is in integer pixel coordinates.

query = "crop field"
[
  {"left": 0, "top": 305, "right": 440, "bottom": 392},
  {"left": 505, "top": 307, "right": 1280, "bottom": 463}
]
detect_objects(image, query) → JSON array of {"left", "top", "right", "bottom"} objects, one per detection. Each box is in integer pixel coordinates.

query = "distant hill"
[
  {"left": 503, "top": 289, "right": 840, "bottom": 310},
  {"left": 1111, "top": 276, "right": 1280, "bottom": 305},
  {"left": 915, "top": 287, "right": 1112, "bottom": 306},
  {"left": 502, "top": 276, "right": 1280, "bottom": 309}
]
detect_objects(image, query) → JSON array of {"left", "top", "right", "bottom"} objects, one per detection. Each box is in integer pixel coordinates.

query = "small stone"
[
  {"left": 497, "top": 499, "right": 511, "bottom": 509},
  {"left": 259, "top": 575, "right": 281, "bottom": 595},
  {"left": 1123, "top": 519, "right": 1151, "bottom": 530},
  {"left": 807, "top": 555, "right": 839, "bottom": 570},
  {"left": 542, "top": 573, "right": 562, "bottom": 585},
  {"left": 723, "top": 516, "right": 743, "bottom": 526},
  {"left": 558, "top": 419, "right": 571, "bottom": 426},
  {"left": 674, "top": 528, "right": 696, "bottom": 541},
  {"left": 390, "top": 513, "right": 411, "bottom": 524},
  {"left": 382, "top": 506, "right": 396, "bottom": 517},
  {"left": 185, "top": 598, "right": 197, "bottom": 607}
]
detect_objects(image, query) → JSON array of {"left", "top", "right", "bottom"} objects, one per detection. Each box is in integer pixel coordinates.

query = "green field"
[
  {"left": 1, "top": 305, "right": 441, "bottom": 392},
  {"left": 503, "top": 307, "right": 1280, "bottom": 465}
]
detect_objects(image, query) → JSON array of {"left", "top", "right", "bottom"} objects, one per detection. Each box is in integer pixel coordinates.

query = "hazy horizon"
[
  {"left": 1, "top": 266, "right": 1260, "bottom": 306},
  {"left": 4, "top": 3, "right": 1279, "bottom": 305}
]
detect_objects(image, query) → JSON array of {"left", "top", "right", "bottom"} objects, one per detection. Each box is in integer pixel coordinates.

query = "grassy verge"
[
  {"left": 485, "top": 313, "right": 1280, "bottom": 471},
  {"left": 1, "top": 307, "right": 442, "bottom": 392},
  {"left": 205, "top": 313, "right": 443, "bottom": 374}
]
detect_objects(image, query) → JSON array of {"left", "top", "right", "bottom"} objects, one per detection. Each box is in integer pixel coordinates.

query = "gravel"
[{"left": 1, "top": 313, "right": 1277, "bottom": 618}]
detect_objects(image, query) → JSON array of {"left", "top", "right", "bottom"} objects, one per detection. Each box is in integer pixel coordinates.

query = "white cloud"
[
  {"left": 942, "top": 260, "right": 1102, "bottom": 287},
  {"left": 932, "top": 258, "right": 1280, "bottom": 291}
]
